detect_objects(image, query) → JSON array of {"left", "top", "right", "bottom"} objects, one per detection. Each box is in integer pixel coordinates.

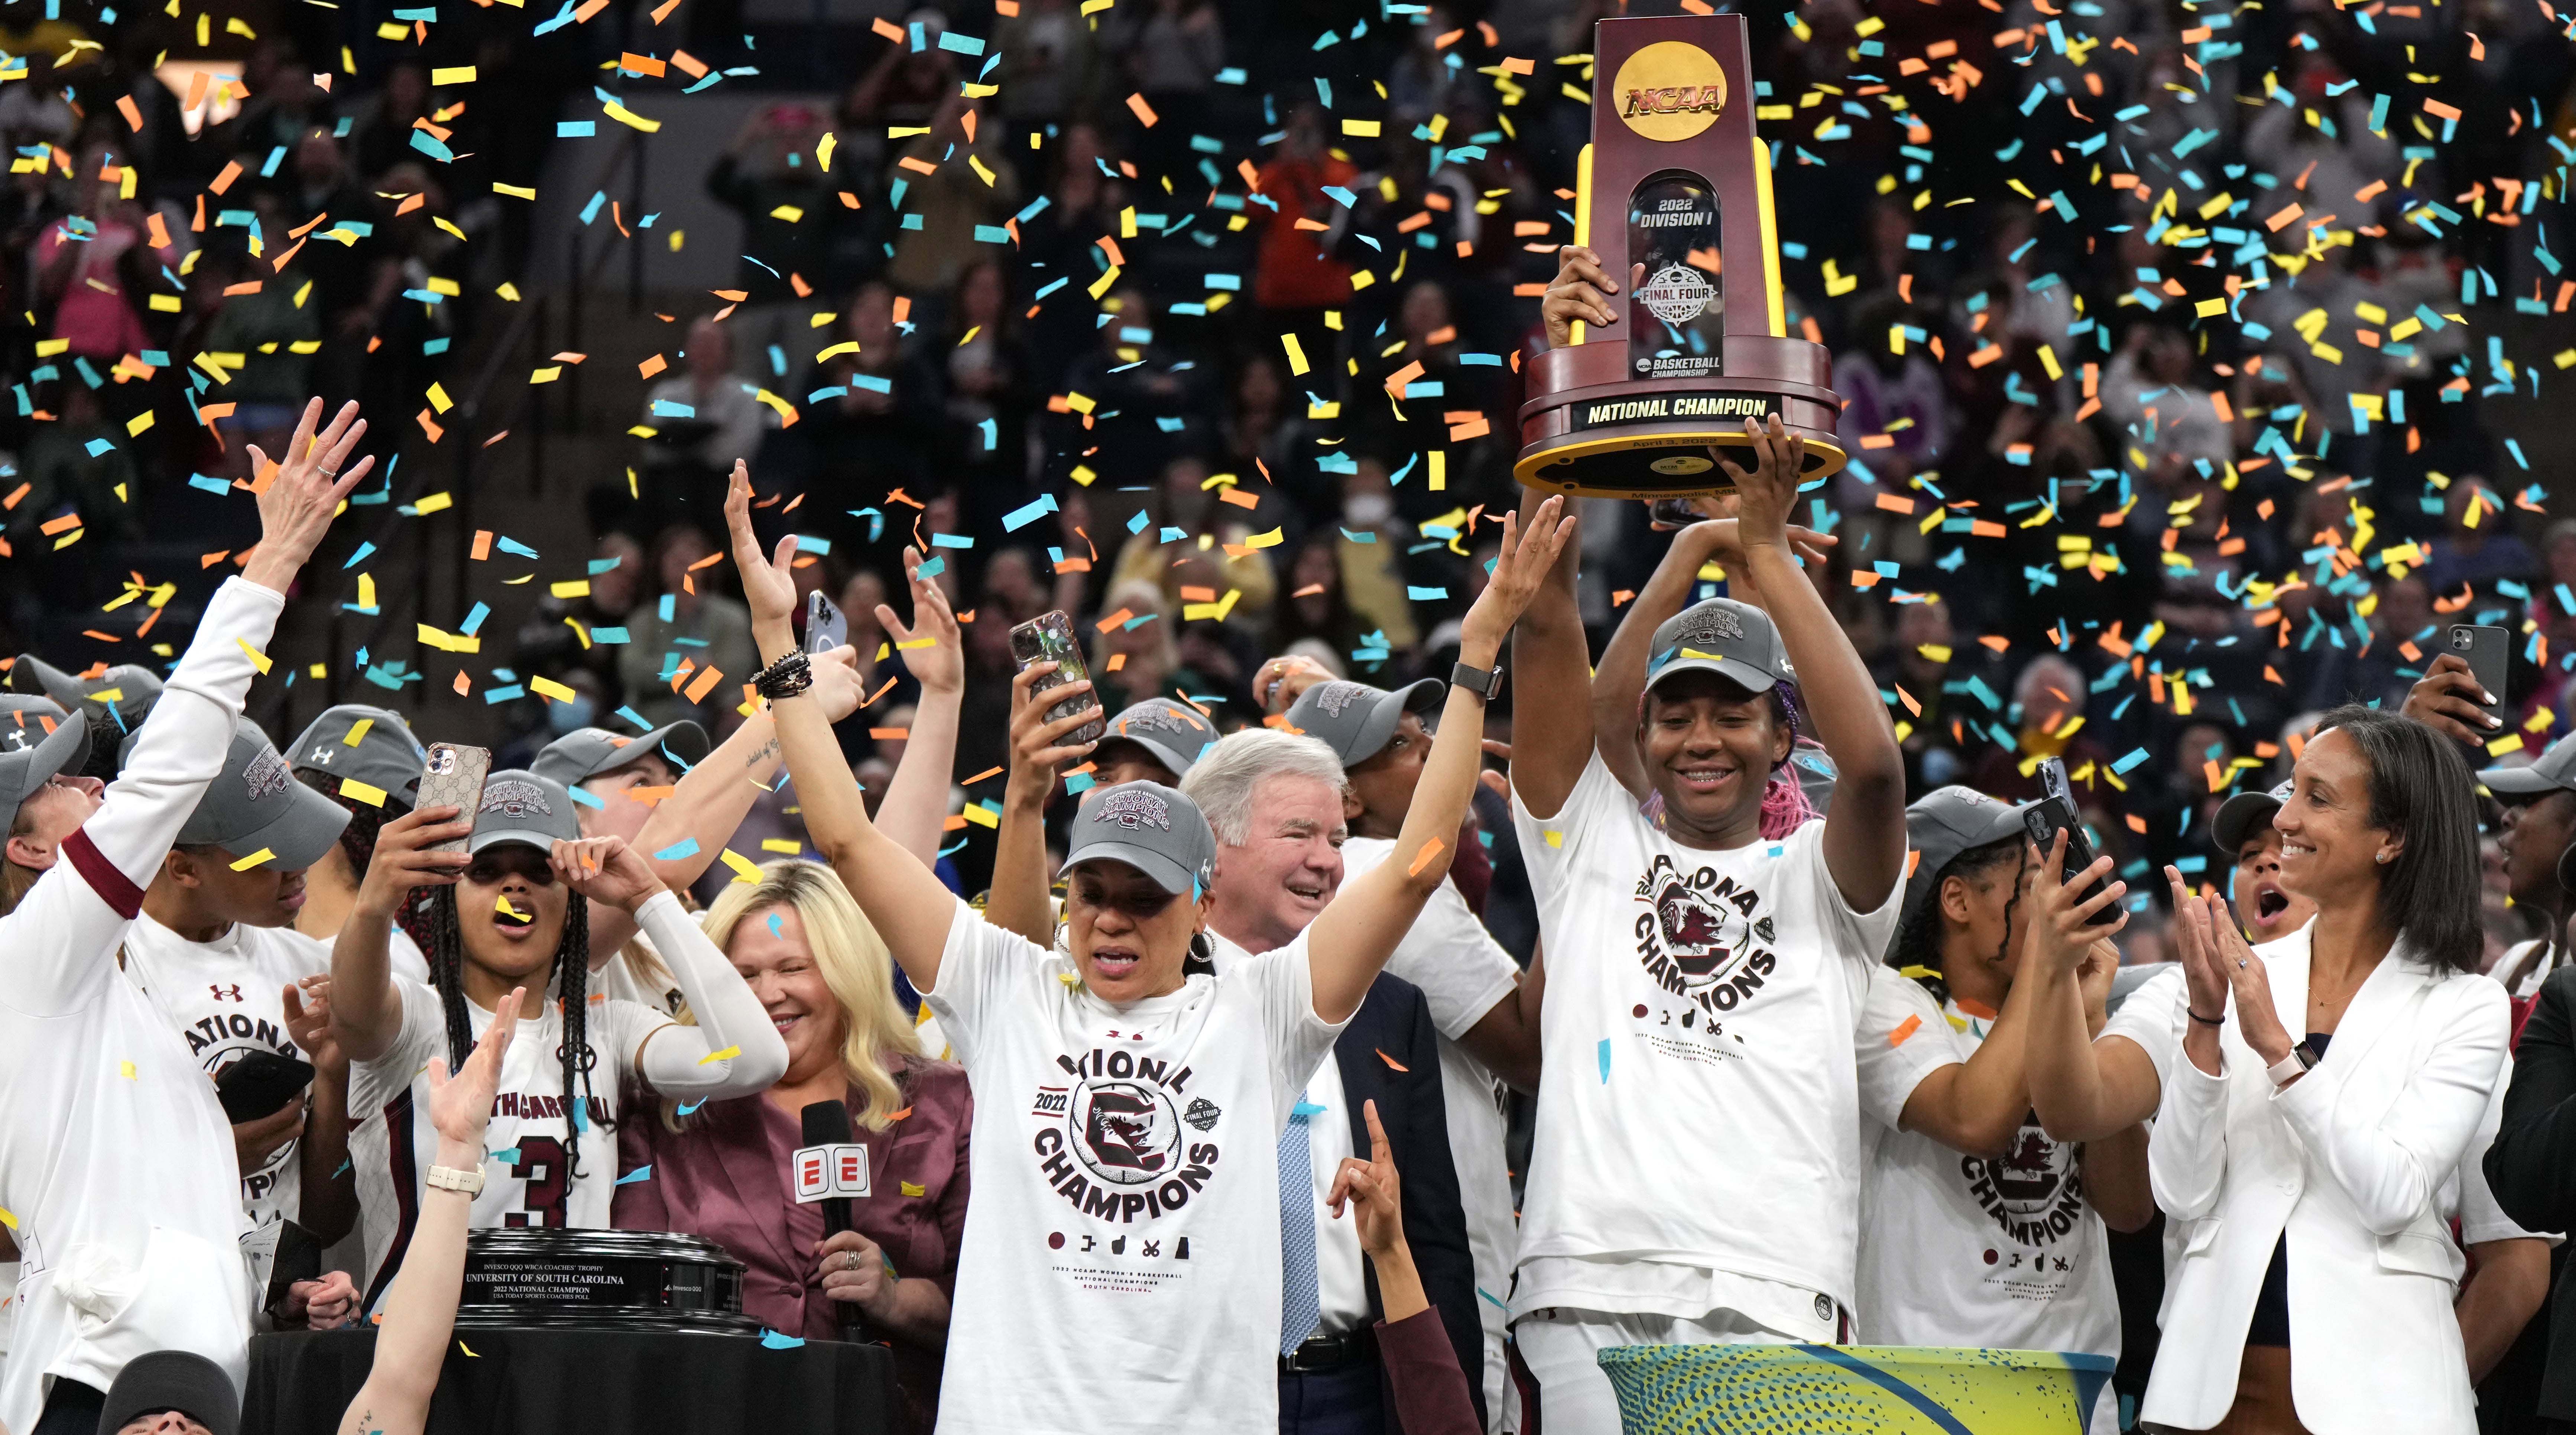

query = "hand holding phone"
[
  {"left": 417, "top": 744, "right": 493, "bottom": 854},
  {"left": 218, "top": 1049, "right": 317, "bottom": 1123},
  {"left": 2025, "top": 759, "right": 2119, "bottom": 926},
  {"left": 2447, "top": 625, "right": 2509, "bottom": 729},
  {"left": 1008, "top": 610, "right": 1106, "bottom": 746},
  {"left": 807, "top": 589, "right": 849, "bottom": 655}
]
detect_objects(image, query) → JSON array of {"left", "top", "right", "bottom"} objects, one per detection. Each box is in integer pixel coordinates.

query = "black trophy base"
[
  {"left": 457, "top": 1228, "right": 759, "bottom": 1333},
  {"left": 1514, "top": 336, "right": 1847, "bottom": 498}
]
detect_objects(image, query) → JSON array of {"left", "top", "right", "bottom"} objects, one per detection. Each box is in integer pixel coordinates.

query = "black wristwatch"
[{"left": 1450, "top": 660, "right": 1503, "bottom": 700}]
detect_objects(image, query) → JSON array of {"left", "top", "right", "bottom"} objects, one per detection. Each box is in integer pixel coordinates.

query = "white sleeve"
[
  {"left": 1800, "top": 819, "right": 1903, "bottom": 968},
  {"left": 629, "top": 890, "right": 789, "bottom": 1095},
  {"left": 1378, "top": 872, "right": 1522, "bottom": 1042},
  {"left": 0, "top": 577, "right": 281, "bottom": 1018},
  {"left": 349, "top": 978, "right": 445, "bottom": 1117},
  {"left": 2456, "top": 1060, "right": 2560, "bottom": 1246},
  {"left": 1509, "top": 749, "right": 1632, "bottom": 905},
  {"left": 2100, "top": 965, "right": 2188, "bottom": 1091},
  {"left": 1245, "top": 933, "right": 1352, "bottom": 1133},
  {"left": 918, "top": 897, "right": 1048, "bottom": 1069},
  {"left": 1855, "top": 966, "right": 1967, "bottom": 1131}
]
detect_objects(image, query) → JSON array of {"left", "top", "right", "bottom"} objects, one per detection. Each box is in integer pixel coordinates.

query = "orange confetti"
[
  {"left": 1374, "top": 1049, "right": 1409, "bottom": 1072},
  {"left": 1407, "top": 837, "right": 1446, "bottom": 877},
  {"left": 1889, "top": 1014, "right": 1922, "bottom": 1047},
  {"left": 1126, "top": 93, "right": 1159, "bottom": 127}
]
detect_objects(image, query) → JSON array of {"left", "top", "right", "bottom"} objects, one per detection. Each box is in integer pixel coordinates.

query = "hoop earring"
[{"left": 1189, "top": 931, "right": 1213, "bottom": 960}]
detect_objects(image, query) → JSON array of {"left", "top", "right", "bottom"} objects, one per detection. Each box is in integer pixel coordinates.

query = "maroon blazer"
[{"left": 614, "top": 1055, "right": 971, "bottom": 1435}]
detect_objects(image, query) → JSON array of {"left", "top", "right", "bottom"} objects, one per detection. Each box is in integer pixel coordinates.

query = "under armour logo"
[
  {"left": 210, "top": 983, "right": 243, "bottom": 1001},
  {"left": 308, "top": 746, "right": 334, "bottom": 765}
]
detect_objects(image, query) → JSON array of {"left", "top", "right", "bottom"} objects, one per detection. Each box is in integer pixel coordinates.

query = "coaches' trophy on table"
[
  {"left": 457, "top": 1229, "right": 757, "bottom": 1331},
  {"left": 1515, "top": 14, "right": 1847, "bottom": 498}
]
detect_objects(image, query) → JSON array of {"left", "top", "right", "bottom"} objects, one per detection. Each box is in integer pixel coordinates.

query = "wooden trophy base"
[{"left": 1514, "top": 334, "right": 1846, "bottom": 497}]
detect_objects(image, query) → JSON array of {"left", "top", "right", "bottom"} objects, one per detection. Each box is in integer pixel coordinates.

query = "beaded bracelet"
[{"left": 752, "top": 650, "right": 814, "bottom": 701}]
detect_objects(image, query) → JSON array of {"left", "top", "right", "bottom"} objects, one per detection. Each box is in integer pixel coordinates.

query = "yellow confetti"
[
  {"left": 120, "top": 1060, "right": 136, "bottom": 1080},
  {"left": 230, "top": 848, "right": 277, "bottom": 871},
  {"left": 0, "top": 1206, "right": 15, "bottom": 1230},
  {"left": 1281, "top": 334, "right": 1311, "bottom": 376},
  {"left": 900, "top": 1181, "right": 926, "bottom": 1197},
  {"left": 236, "top": 638, "right": 273, "bottom": 674},
  {"left": 339, "top": 778, "right": 388, "bottom": 808},
  {"left": 698, "top": 1044, "right": 742, "bottom": 1065},
  {"left": 720, "top": 849, "right": 763, "bottom": 883},
  {"left": 432, "top": 66, "right": 476, "bottom": 84}
]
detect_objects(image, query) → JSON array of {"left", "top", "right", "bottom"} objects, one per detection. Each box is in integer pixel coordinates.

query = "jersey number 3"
[{"left": 502, "top": 1136, "right": 572, "bottom": 1228}]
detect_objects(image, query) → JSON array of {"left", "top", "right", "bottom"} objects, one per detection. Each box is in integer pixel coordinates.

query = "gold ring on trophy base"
[{"left": 1512, "top": 426, "right": 1848, "bottom": 497}]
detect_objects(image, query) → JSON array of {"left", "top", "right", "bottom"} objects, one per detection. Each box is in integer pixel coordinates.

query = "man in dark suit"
[{"left": 1180, "top": 729, "right": 1484, "bottom": 1435}]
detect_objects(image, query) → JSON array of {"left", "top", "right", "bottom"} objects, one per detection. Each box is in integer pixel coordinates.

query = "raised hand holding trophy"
[{"left": 1515, "top": 14, "right": 1847, "bottom": 498}]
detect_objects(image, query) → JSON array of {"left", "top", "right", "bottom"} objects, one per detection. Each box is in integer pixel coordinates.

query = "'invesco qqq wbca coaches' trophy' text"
[{"left": 1515, "top": 14, "right": 1847, "bottom": 498}]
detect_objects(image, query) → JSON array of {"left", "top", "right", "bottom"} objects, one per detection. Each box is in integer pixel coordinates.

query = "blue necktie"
[{"left": 1278, "top": 1092, "right": 1321, "bottom": 1355}]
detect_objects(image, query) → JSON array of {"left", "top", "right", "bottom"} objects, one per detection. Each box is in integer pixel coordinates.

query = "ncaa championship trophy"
[{"left": 1515, "top": 14, "right": 1847, "bottom": 497}]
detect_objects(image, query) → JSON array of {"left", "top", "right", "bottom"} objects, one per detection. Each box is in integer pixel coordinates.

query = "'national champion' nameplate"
[{"left": 1571, "top": 393, "right": 1779, "bottom": 431}]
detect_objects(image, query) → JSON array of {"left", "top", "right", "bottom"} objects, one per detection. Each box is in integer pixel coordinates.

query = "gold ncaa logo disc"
[
  {"left": 1650, "top": 454, "right": 1716, "bottom": 475},
  {"left": 1613, "top": 42, "right": 1728, "bottom": 142}
]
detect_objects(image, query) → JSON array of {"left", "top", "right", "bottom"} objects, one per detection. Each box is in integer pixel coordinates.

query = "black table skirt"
[{"left": 245, "top": 1328, "right": 894, "bottom": 1435}]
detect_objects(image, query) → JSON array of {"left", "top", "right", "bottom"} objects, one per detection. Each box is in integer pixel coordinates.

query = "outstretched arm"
[
  {"left": 869, "top": 548, "right": 964, "bottom": 869},
  {"left": 1506, "top": 506, "right": 1590, "bottom": 822},
  {"left": 598, "top": 647, "right": 866, "bottom": 964},
  {"left": 989, "top": 664, "right": 1103, "bottom": 947},
  {"left": 334, "top": 987, "right": 522, "bottom": 1435},
  {"left": 1308, "top": 500, "right": 1575, "bottom": 1023},
  {"left": 10, "top": 399, "right": 369, "bottom": 1018},
  {"left": 1723, "top": 417, "right": 1903, "bottom": 908},
  {"left": 726, "top": 464, "right": 958, "bottom": 991},
  {"left": 330, "top": 805, "right": 470, "bottom": 1065},
  {"left": 555, "top": 836, "right": 789, "bottom": 1095}
]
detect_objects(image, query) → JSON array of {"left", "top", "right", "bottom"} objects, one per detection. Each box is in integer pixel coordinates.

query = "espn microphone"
[{"left": 798, "top": 1100, "right": 869, "bottom": 1342}]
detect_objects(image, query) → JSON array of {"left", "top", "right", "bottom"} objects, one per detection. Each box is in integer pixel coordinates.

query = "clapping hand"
[
  {"left": 2165, "top": 872, "right": 2294, "bottom": 1066},
  {"left": 428, "top": 986, "right": 522, "bottom": 1149}
]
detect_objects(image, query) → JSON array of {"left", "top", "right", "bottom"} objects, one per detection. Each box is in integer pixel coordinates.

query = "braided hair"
[
  {"left": 1887, "top": 836, "right": 2027, "bottom": 1007},
  {"left": 424, "top": 881, "right": 604, "bottom": 1178}
]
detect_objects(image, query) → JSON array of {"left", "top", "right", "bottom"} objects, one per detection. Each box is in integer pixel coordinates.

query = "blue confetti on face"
[{"left": 768, "top": 911, "right": 784, "bottom": 939}]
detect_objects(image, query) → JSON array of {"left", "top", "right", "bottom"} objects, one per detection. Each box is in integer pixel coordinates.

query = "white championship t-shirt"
[
  {"left": 346, "top": 977, "right": 672, "bottom": 1312},
  {"left": 1858, "top": 984, "right": 2119, "bottom": 1434},
  {"left": 1342, "top": 835, "right": 1523, "bottom": 1431},
  {"left": 1510, "top": 753, "right": 1915, "bottom": 1328},
  {"left": 118, "top": 916, "right": 332, "bottom": 1298},
  {"left": 923, "top": 898, "right": 1345, "bottom": 1435}
]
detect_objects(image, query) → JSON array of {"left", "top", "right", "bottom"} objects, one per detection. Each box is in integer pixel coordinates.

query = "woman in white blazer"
[{"left": 2018, "top": 705, "right": 2506, "bottom": 1433}]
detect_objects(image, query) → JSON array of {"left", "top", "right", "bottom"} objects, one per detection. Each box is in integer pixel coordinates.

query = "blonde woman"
[{"left": 613, "top": 859, "right": 969, "bottom": 1435}]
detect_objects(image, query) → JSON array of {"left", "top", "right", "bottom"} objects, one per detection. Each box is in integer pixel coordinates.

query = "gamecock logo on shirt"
[
  {"left": 1031, "top": 1046, "right": 1223, "bottom": 1225},
  {"left": 1631, "top": 853, "right": 1777, "bottom": 1017},
  {"left": 1965, "top": 1115, "right": 2087, "bottom": 1250}
]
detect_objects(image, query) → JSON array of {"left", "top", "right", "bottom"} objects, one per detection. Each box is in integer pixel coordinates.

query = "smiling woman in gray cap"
[
  {"left": 0, "top": 690, "right": 97, "bottom": 916},
  {"left": 727, "top": 464, "right": 1574, "bottom": 1435}
]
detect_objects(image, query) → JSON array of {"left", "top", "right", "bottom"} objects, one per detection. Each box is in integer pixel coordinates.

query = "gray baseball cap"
[
  {"left": 468, "top": 770, "right": 583, "bottom": 854},
  {"left": 0, "top": 697, "right": 89, "bottom": 825},
  {"left": 123, "top": 717, "right": 352, "bottom": 870},
  {"left": 289, "top": 704, "right": 428, "bottom": 808},
  {"left": 533, "top": 722, "right": 711, "bottom": 787},
  {"left": 1064, "top": 781, "right": 1217, "bottom": 896},
  {"left": 1901, "top": 785, "right": 2030, "bottom": 925},
  {"left": 2481, "top": 733, "right": 2576, "bottom": 799},
  {"left": 1645, "top": 597, "right": 1793, "bottom": 698},
  {"left": 2212, "top": 779, "right": 2296, "bottom": 856},
  {"left": 11, "top": 655, "right": 162, "bottom": 738},
  {"left": 1097, "top": 697, "right": 1220, "bottom": 778},
  {"left": 1286, "top": 678, "right": 1443, "bottom": 768},
  {"left": 98, "top": 1349, "right": 237, "bottom": 1435}
]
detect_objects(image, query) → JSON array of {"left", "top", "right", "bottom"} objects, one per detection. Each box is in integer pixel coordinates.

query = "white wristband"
[
  {"left": 2265, "top": 1052, "right": 2307, "bottom": 1087},
  {"left": 426, "top": 1163, "right": 486, "bottom": 1195}
]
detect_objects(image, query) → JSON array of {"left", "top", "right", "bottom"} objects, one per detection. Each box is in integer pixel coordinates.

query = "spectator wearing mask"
[
  {"left": 730, "top": 461, "right": 1572, "bottom": 1435},
  {"left": 0, "top": 399, "right": 370, "bottom": 1435},
  {"left": 615, "top": 861, "right": 969, "bottom": 1435},
  {"left": 1498, "top": 384, "right": 2042, "bottom": 1428},
  {"left": 116, "top": 719, "right": 361, "bottom": 1321},
  {"left": 2025, "top": 707, "right": 2505, "bottom": 1433},
  {"left": 1861, "top": 789, "right": 2149, "bottom": 1435},
  {"left": 327, "top": 774, "right": 789, "bottom": 1318}
]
